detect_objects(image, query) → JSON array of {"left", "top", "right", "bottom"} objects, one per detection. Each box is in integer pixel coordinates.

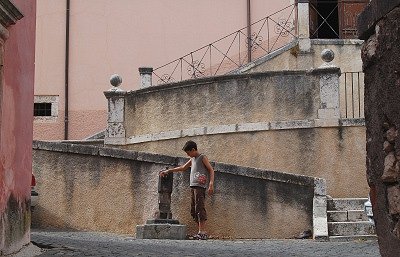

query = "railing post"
[
  {"left": 139, "top": 67, "right": 153, "bottom": 88},
  {"left": 104, "top": 74, "right": 127, "bottom": 145},
  {"left": 297, "top": 0, "right": 311, "bottom": 53}
]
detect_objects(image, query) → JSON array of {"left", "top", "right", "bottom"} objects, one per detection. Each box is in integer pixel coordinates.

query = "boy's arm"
[
  {"left": 159, "top": 159, "right": 191, "bottom": 177},
  {"left": 202, "top": 156, "right": 215, "bottom": 195}
]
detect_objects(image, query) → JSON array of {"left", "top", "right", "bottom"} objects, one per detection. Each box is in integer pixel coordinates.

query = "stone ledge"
[
  {"left": 129, "top": 70, "right": 309, "bottom": 95},
  {"left": 214, "top": 162, "right": 317, "bottom": 187},
  {"left": 126, "top": 118, "right": 365, "bottom": 145},
  {"left": 311, "top": 39, "right": 364, "bottom": 46},
  {"left": 230, "top": 39, "right": 299, "bottom": 74},
  {"left": 32, "top": 140, "right": 180, "bottom": 166}
]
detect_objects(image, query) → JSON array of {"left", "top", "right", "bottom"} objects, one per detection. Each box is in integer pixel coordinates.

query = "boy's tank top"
[{"left": 190, "top": 154, "right": 208, "bottom": 188}]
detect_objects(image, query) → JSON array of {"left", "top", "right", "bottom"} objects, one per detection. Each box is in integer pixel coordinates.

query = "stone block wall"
[{"left": 358, "top": 1, "right": 400, "bottom": 256}]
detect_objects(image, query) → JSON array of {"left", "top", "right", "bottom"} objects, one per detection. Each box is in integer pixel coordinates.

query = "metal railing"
[
  {"left": 153, "top": 4, "right": 297, "bottom": 85},
  {"left": 340, "top": 71, "right": 364, "bottom": 119}
]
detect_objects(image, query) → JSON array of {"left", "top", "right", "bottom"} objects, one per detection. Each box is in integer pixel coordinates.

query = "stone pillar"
[
  {"left": 104, "top": 74, "right": 127, "bottom": 145},
  {"left": 139, "top": 67, "right": 153, "bottom": 88},
  {"left": 157, "top": 171, "right": 173, "bottom": 219},
  {"left": 315, "top": 49, "right": 341, "bottom": 120},
  {"left": 358, "top": 1, "right": 400, "bottom": 256},
  {"left": 136, "top": 171, "right": 187, "bottom": 239},
  {"left": 297, "top": 0, "right": 311, "bottom": 53},
  {"left": 312, "top": 178, "right": 328, "bottom": 240}
]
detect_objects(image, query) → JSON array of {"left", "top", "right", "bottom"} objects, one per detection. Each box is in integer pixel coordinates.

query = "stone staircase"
[{"left": 327, "top": 198, "right": 377, "bottom": 241}]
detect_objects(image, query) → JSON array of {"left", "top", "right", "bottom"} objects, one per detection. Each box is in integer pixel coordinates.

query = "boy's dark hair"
[{"left": 182, "top": 140, "right": 197, "bottom": 151}]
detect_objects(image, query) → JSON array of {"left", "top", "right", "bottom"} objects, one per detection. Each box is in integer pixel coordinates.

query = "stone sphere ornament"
[
  {"left": 321, "top": 49, "right": 335, "bottom": 63},
  {"left": 110, "top": 74, "right": 122, "bottom": 88}
]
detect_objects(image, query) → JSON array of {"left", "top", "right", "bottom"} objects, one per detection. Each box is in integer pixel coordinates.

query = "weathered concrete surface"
[
  {"left": 358, "top": 1, "right": 400, "bottom": 256},
  {"left": 112, "top": 70, "right": 368, "bottom": 198},
  {"left": 32, "top": 141, "right": 318, "bottom": 239},
  {"left": 124, "top": 71, "right": 321, "bottom": 136},
  {"left": 123, "top": 126, "right": 368, "bottom": 198}
]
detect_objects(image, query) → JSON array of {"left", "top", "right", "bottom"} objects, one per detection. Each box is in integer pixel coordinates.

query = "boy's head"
[{"left": 182, "top": 140, "right": 198, "bottom": 157}]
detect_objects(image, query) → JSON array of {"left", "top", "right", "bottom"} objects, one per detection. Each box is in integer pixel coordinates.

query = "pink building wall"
[
  {"left": 34, "top": 0, "right": 292, "bottom": 140},
  {"left": 0, "top": 0, "right": 36, "bottom": 254}
]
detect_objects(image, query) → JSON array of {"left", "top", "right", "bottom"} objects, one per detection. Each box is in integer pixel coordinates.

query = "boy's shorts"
[{"left": 190, "top": 186, "right": 207, "bottom": 222}]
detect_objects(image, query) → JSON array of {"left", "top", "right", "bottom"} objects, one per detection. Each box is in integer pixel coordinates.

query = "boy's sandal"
[
  {"left": 197, "top": 233, "right": 208, "bottom": 240},
  {"left": 187, "top": 234, "right": 200, "bottom": 240}
]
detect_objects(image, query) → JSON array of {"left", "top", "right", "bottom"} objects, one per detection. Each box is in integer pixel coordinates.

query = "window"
[
  {"left": 34, "top": 95, "right": 59, "bottom": 121},
  {"left": 34, "top": 102, "right": 52, "bottom": 116},
  {"left": 309, "top": 0, "right": 369, "bottom": 39}
]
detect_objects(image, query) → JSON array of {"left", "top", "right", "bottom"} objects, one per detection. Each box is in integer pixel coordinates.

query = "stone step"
[
  {"left": 329, "top": 235, "right": 378, "bottom": 242},
  {"left": 327, "top": 198, "right": 368, "bottom": 211},
  {"left": 328, "top": 221, "right": 375, "bottom": 236},
  {"left": 328, "top": 210, "right": 369, "bottom": 222}
]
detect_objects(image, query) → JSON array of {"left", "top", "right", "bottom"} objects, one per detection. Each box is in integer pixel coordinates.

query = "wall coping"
[
  {"left": 230, "top": 39, "right": 299, "bottom": 74},
  {"left": 0, "top": 0, "right": 23, "bottom": 27},
  {"left": 311, "top": 39, "right": 364, "bottom": 46},
  {"left": 113, "top": 118, "right": 365, "bottom": 145},
  {"left": 104, "top": 69, "right": 339, "bottom": 98},
  {"left": 0, "top": 0, "right": 23, "bottom": 41}
]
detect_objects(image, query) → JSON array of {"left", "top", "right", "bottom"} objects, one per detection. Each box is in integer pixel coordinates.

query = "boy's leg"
[
  {"left": 190, "top": 188, "right": 198, "bottom": 222},
  {"left": 199, "top": 220, "right": 206, "bottom": 232},
  {"left": 193, "top": 187, "right": 207, "bottom": 238}
]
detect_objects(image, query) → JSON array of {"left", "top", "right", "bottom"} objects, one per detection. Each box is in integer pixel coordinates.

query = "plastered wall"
[{"left": 32, "top": 141, "right": 316, "bottom": 239}]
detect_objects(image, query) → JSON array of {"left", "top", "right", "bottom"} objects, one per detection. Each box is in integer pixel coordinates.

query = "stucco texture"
[
  {"left": 33, "top": 110, "right": 107, "bottom": 140},
  {"left": 125, "top": 72, "right": 319, "bottom": 136},
  {"left": 116, "top": 71, "right": 367, "bottom": 198},
  {"left": 0, "top": 0, "right": 35, "bottom": 254},
  {"left": 124, "top": 126, "right": 367, "bottom": 198},
  {"left": 32, "top": 143, "right": 314, "bottom": 239}
]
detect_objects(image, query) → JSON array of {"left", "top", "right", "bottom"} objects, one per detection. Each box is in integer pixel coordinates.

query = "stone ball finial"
[
  {"left": 110, "top": 74, "right": 122, "bottom": 88},
  {"left": 321, "top": 49, "right": 335, "bottom": 63}
]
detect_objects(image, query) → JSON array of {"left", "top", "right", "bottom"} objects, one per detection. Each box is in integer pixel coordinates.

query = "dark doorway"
[
  {"left": 309, "top": 0, "right": 369, "bottom": 39},
  {"left": 310, "top": 0, "right": 339, "bottom": 39},
  {"left": 317, "top": 0, "right": 339, "bottom": 38}
]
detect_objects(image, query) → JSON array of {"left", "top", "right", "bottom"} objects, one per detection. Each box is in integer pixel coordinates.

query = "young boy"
[{"left": 159, "top": 140, "right": 215, "bottom": 240}]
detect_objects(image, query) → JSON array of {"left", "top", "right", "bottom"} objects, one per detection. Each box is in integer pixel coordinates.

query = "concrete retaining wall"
[
  {"left": 32, "top": 141, "right": 324, "bottom": 239},
  {"left": 104, "top": 70, "right": 368, "bottom": 198}
]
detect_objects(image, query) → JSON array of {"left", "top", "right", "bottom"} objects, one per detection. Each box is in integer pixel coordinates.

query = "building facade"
[
  {"left": 34, "top": 1, "right": 368, "bottom": 140},
  {"left": 35, "top": 0, "right": 296, "bottom": 140},
  {"left": 0, "top": 0, "right": 36, "bottom": 255}
]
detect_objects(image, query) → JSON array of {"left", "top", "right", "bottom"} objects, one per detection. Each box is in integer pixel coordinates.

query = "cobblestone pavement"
[{"left": 31, "top": 230, "right": 380, "bottom": 257}]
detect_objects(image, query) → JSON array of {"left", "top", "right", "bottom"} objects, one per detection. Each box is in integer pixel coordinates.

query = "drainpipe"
[
  {"left": 64, "top": 0, "right": 70, "bottom": 140},
  {"left": 247, "top": 0, "right": 252, "bottom": 63}
]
